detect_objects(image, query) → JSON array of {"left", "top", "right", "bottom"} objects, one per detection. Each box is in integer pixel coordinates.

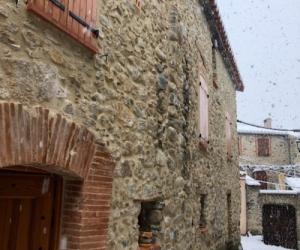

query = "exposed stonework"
[
  {"left": 0, "top": 0, "right": 242, "bottom": 249},
  {"left": 246, "top": 186, "right": 262, "bottom": 234},
  {"left": 238, "top": 125, "right": 300, "bottom": 166}
]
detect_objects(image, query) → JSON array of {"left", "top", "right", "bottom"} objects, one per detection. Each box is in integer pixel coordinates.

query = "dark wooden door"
[
  {"left": 0, "top": 171, "right": 61, "bottom": 250},
  {"left": 253, "top": 171, "right": 268, "bottom": 189},
  {"left": 263, "top": 204, "right": 297, "bottom": 249}
]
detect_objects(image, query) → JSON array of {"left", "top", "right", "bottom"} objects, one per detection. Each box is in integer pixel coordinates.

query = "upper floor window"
[
  {"left": 198, "top": 74, "right": 209, "bottom": 149},
  {"left": 27, "top": 0, "right": 98, "bottom": 53},
  {"left": 257, "top": 137, "right": 271, "bottom": 157}
]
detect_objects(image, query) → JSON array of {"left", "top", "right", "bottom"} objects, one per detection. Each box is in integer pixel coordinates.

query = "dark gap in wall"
[
  {"left": 138, "top": 200, "right": 164, "bottom": 249},
  {"left": 181, "top": 54, "right": 191, "bottom": 180},
  {"left": 226, "top": 192, "right": 233, "bottom": 249},
  {"left": 199, "top": 194, "right": 207, "bottom": 230}
]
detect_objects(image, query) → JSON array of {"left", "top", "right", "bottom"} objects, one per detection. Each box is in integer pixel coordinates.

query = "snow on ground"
[{"left": 241, "top": 235, "right": 293, "bottom": 250}]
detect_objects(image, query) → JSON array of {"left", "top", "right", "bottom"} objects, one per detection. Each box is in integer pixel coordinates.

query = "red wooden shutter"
[
  {"left": 27, "top": 0, "right": 98, "bottom": 53},
  {"left": 226, "top": 112, "right": 232, "bottom": 159},
  {"left": 257, "top": 137, "right": 270, "bottom": 156},
  {"left": 198, "top": 75, "right": 209, "bottom": 149}
]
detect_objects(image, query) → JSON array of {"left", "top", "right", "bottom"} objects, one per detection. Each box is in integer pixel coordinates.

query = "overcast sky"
[{"left": 217, "top": 0, "right": 300, "bottom": 129}]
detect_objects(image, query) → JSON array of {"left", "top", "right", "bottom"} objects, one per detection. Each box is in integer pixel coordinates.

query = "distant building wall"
[
  {"left": 246, "top": 186, "right": 262, "bottom": 234},
  {"left": 239, "top": 134, "right": 290, "bottom": 165}
]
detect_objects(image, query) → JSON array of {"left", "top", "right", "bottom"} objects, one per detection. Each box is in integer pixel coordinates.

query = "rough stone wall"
[
  {"left": 246, "top": 186, "right": 262, "bottom": 234},
  {"left": 0, "top": 0, "right": 240, "bottom": 249},
  {"left": 239, "top": 134, "right": 291, "bottom": 165}
]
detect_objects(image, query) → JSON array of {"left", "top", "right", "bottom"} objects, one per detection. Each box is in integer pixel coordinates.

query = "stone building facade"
[
  {"left": 238, "top": 119, "right": 300, "bottom": 166},
  {"left": 0, "top": 0, "right": 244, "bottom": 249},
  {"left": 239, "top": 121, "right": 300, "bottom": 248}
]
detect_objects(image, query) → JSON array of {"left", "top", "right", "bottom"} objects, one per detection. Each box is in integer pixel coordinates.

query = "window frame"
[
  {"left": 27, "top": 0, "right": 98, "bottom": 53},
  {"left": 198, "top": 74, "right": 209, "bottom": 150},
  {"left": 256, "top": 136, "right": 271, "bottom": 157}
]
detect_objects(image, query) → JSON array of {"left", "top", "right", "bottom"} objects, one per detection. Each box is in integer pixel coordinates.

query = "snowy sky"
[{"left": 217, "top": 0, "right": 300, "bottom": 129}]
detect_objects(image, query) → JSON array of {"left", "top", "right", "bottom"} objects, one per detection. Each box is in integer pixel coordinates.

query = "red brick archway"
[{"left": 0, "top": 102, "right": 114, "bottom": 250}]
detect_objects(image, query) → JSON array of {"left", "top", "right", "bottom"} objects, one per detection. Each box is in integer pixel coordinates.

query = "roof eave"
[{"left": 203, "top": 0, "right": 245, "bottom": 92}]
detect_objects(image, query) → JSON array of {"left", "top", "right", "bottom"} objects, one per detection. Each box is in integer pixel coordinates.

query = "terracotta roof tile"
[{"left": 206, "top": 0, "right": 245, "bottom": 91}]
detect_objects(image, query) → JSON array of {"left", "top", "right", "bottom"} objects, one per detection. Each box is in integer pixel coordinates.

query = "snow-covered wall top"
[
  {"left": 285, "top": 177, "right": 300, "bottom": 192},
  {"left": 238, "top": 124, "right": 300, "bottom": 137}
]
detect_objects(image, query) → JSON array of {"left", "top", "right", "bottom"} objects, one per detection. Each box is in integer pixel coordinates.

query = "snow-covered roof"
[
  {"left": 238, "top": 123, "right": 300, "bottom": 137},
  {"left": 245, "top": 175, "right": 261, "bottom": 186},
  {"left": 240, "top": 164, "right": 300, "bottom": 177},
  {"left": 285, "top": 177, "right": 300, "bottom": 192},
  {"left": 259, "top": 190, "right": 298, "bottom": 195}
]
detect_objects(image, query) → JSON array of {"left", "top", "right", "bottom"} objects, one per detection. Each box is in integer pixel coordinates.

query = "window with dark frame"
[
  {"left": 198, "top": 74, "right": 209, "bottom": 149},
  {"left": 257, "top": 137, "right": 270, "bottom": 156}
]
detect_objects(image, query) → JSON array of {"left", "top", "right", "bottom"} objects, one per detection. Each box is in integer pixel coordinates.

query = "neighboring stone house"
[
  {"left": 238, "top": 118, "right": 300, "bottom": 166},
  {"left": 240, "top": 172, "right": 300, "bottom": 249},
  {"left": 0, "top": 0, "right": 244, "bottom": 250},
  {"left": 239, "top": 120, "right": 300, "bottom": 249}
]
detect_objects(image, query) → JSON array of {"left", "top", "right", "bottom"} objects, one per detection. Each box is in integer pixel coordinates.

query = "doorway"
[
  {"left": 263, "top": 204, "right": 297, "bottom": 249},
  {"left": 0, "top": 170, "right": 62, "bottom": 250}
]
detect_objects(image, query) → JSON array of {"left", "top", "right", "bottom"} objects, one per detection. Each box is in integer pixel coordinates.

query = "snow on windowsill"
[
  {"left": 245, "top": 175, "right": 261, "bottom": 186},
  {"left": 259, "top": 190, "right": 298, "bottom": 195},
  {"left": 285, "top": 177, "right": 300, "bottom": 192}
]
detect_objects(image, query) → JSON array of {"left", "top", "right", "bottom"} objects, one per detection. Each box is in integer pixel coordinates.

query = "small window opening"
[
  {"left": 212, "top": 43, "right": 218, "bottom": 88},
  {"left": 227, "top": 192, "right": 233, "bottom": 248},
  {"left": 138, "top": 200, "right": 164, "bottom": 250},
  {"left": 199, "top": 194, "right": 207, "bottom": 233}
]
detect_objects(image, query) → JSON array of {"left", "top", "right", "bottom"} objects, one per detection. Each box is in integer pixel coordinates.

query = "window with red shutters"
[
  {"left": 257, "top": 137, "right": 270, "bottom": 156},
  {"left": 27, "top": 0, "right": 98, "bottom": 53},
  {"left": 198, "top": 75, "right": 209, "bottom": 149},
  {"left": 226, "top": 112, "right": 233, "bottom": 160}
]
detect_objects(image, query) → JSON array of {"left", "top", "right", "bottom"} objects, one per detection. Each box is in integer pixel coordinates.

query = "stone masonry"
[
  {"left": 238, "top": 120, "right": 300, "bottom": 166},
  {"left": 0, "top": 0, "right": 243, "bottom": 249}
]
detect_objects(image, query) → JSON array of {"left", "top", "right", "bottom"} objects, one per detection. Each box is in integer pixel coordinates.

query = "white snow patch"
[
  {"left": 241, "top": 235, "right": 294, "bottom": 250},
  {"left": 238, "top": 123, "right": 300, "bottom": 137},
  {"left": 259, "top": 190, "right": 297, "bottom": 195},
  {"left": 245, "top": 175, "right": 261, "bottom": 186},
  {"left": 285, "top": 177, "right": 300, "bottom": 192}
]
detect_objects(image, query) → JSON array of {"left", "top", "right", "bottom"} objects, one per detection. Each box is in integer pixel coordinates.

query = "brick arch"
[{"left": 0, "top": 102, "right": 115, "bottom": 249}]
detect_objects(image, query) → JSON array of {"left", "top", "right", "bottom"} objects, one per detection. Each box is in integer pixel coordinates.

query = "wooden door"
[
  {"left": 253, "top": 171, "right": 268, "bottom": 189},
  {"left": 0, "top": 171, "right": 62, "bottom": 250},
  {"left": 263, "top": 204, "right": 297, "bottom": 249}
]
